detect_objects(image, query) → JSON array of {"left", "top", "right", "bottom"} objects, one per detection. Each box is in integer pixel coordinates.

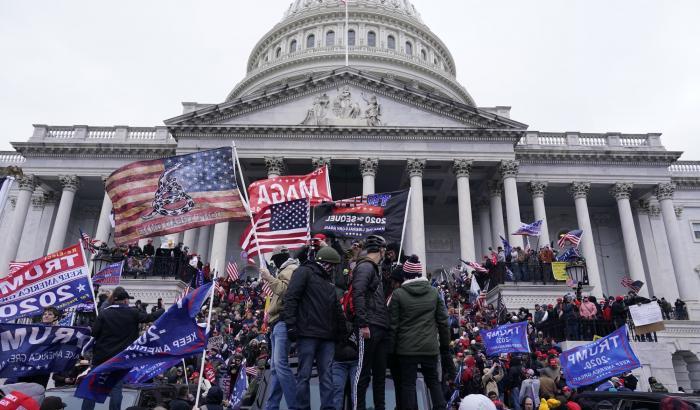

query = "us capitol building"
[{"left": 1, "top": 0, "right": 700, "bottom": 391}]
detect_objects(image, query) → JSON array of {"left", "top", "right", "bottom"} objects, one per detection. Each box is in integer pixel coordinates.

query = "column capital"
[
  {"left": 406, "top": 158, "right": 425, "bottom": 178},
  {"left": 499, "top": 160, "right": 519, "bottom": 179},
  {"left": 359, "top": 158, "right": 378, "bottom": 177},
  {"left": 635, "top": 199, "right": 650, "bottom": 214},
  {"left": 58, "top": 175, "right": 80, "bottom": 192},
  {"left": 648, "top": 205, "right": 661, "bottom": 218},
  {"left": 312, "top": 157, "right": 332, "bottom": 170},
  {"left": 16, "top": 175, "right": 36, "bottom": 192},
  {"left": 452, "top": 159, "right": 472, "bottom": 178},
  {"left": 264, "top": 156, "right": 285, "bottom": 176},
  {"left": 31, "top": 194, "right": 46, "bottom": 209},
  {"left": 610, "top": 182, "right": 633, "bottom": 201},
  {"left": 476, "top": 198, "right": 490, "bottom": 208},
  {"left": 488, "top": 180, "right": 503, "bottom": 197},
  {"left": 655, "top": 182, "right": 675, "bottom": 201},
  {"left": 527, "top": 181, "right": 548, "bottom": 198},
  {"left": 675, "top": 205, "right": 684, "bottom": 218},
  {"left": 569, "top": 181, "right": 591, "bottom": 199}
]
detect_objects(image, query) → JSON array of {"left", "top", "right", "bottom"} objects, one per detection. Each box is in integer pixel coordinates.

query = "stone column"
[
  {"left": 611, "top": 183, "right": 649, "bottom": 297},
  {"left": 656, "top": 183, "right": 697, "bottom": 303},
  {"left": 94, "top": 177, "right": 113, "bottom": 245},
  {"left": 489, "top": 181, "right": 506, "bottom": 250},
  {"left": 312, "top": 157, "right": 332, "bottom": 171},
  {"left": 209, "top": 222, "right": 229, "bottom": 276},
  {"left": 569, "top": 182, "right": 604, "bottom": 296},
  {"left": 0, "top": 175, "right": 35, "bottom": 275},
  {"left": 639, "top": 202, "right": 680, "bottom": 301},
  {"left": 407, "top": 159, "right": 426, "bottom": 272},
  {"left": 359, "top": 158, "right": 378, "bottom": 195},
  {"left": 528, "top": 181, "right": 551, "bottom": 247},
  {"left": 453, "top": 159, "right": 476, "bottom": 262},
  {"left": 500, "top": 160, "right": 524, "bottom": 248},
  {"left": 196, "top": 225, "right": 211, "bottom": 261},
  {"left": 264, "top": 157, "right": 284, "bottom": 178},
  {"left": 477, "top": 200, "right": 492, "bottom": 256},
  {"left": 182, "top": 229, "right": 198, "bottom": 253},
  {"left": 47, "top": 175, "right": 80, "bottom": 253}
]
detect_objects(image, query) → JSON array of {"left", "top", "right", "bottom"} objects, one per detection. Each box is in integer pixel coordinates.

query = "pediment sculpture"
[{"left": 301, "top": 86, "right": 383, "bottom": 126}]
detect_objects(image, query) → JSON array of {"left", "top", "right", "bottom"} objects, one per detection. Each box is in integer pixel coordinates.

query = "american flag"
[
  {"left": 214, "top": 281, "right": 226, "bottom": 298},
  {"left": 245, "top": 366, "right": 259, "bottom": 378},
  {"left": 106, "top": 147, "right": 247, "bottom": 245},
  {"left": 512, "top": 220, "right": 543, "bottom": 236},
  {"left": 175, "top": 286, "right": 190, "bottom": 304},
  {"left": 9, "top": 261, "right": 30, "bottom": 275},
  {"left": 261, "top": 281, "right": 273, "bottom": 297},
  {"left": 226, "top": 260, "right": 240, "bottom": 282},
  {"left": 466, "top": 261, "right": 488, "bottom": 273},
  {"left": 79, "top": 228, "right": 98, "bottom": 255},
  {"left": 558, "top": 229, "right": 583, "bottom": 248},
  {"left": 621, "top": 277, "right": 644, "bottom": 293},
  {"left": 476, "top": 290, "right": 487, "bottom": 309},
  {"left": 239, "top": 198, "right": 310, "bottom": 259}
]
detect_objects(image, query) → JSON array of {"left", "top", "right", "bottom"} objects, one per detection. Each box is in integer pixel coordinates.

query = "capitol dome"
[{"left": 226, "top": 0, "right": 475, "bottom": 106}]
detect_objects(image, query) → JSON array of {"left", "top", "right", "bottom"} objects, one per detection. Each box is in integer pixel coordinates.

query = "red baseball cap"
[{"left": 313, "top": 233, "right": 327, "bottom": 241}]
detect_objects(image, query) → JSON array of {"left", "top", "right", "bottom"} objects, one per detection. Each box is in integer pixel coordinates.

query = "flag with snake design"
[{"left": 106, "top": 147, "right": 247, "bottom": 245}]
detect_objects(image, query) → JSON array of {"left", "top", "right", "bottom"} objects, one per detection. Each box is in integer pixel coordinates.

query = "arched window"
[
  {"left": 367, "top": 31, "right": 376, "bottom": 47},
  {"left": 421, "top": 49, "right": 427, "bottom": 61},
  {"left": 387, "top": 35, "right": 396, "bottom": 50},
  {"left": 405, "top": 41, "right": 413, "bottom": 55},
  {"left": 348, "top": 29, "right": 356, "bottom": 46},
  {"left": 307, "top": 34, "right": 316, "bottom": 48},
  {"left": 326, "top": 30, "right": 335, "bottom": 46},
  {"left": 276, "top": 47, "right": 282, "bottom": 58},
  {"left": 290, "top": 40, "right": 297, "bottom": 52},
  {"left": 433, "top": 57, "right": 438, "bottom": 66}
]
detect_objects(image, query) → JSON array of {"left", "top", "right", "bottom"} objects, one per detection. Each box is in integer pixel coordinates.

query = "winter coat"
[
  {"left": 352, "top": 258, "right": 390, "bottom": 329},
  {"left": 388, "top": 277, "right": 450, "bottom": 356},
  {"left": 92, "top": 304, "right": 164, "bottom": 366},
  {"left": 579, "top": 301, "right": 597, "bottom": 320},
  {"left": 482, "top": 365, "right": 504, "bottom": 396},
  {"left": 284, "top": 260, "right": 344, "bottom": 340},
  {"left": 170, "top": 398, "right": 191, "bottom": 410},
  {"left": 266, "top": 259, "right": 298, "bottom": 325},
  {"left": 519, "top": 378, "right": 541, "bottom": 405},
  {"left": 539, "top": 375, "right": 558, "bottom": 399}
]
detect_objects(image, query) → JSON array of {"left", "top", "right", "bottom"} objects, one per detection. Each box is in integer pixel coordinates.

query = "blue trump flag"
[
  {"left": 75, "top": 282, "right": 212, "bottom": 403},
  {"left": 560, "top": 325, "right": 640, "bottom": 388},
  {"left": 0, "top": 324, "right": 91, "bottom": 378},
  {"left": 229, "top": 360, "right": 248, "bottom": 410},
  {"left": 480, "top": 321, "right": 530, "bottom": 356}
]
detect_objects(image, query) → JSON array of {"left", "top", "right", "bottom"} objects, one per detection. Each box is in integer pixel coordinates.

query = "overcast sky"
[{"left": 1, "top": 0, "right": 699, "bottom": 158}]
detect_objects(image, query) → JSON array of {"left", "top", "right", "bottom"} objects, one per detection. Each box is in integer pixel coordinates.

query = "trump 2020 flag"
[
  {"left": 560, "top": 325, "right": 640, "bottom": 388},
  {"left": 0, "top": 244, "right": 95, "bottom": 323},
  {"left": 229, "top": 360, "right": 248, "bottom": 410},
  {"left": 480, "top": 321, "right": 530, "bottom": 356},
  {"left": 75, "top": 283, "right": 212, "bottom": 403},
  {"left": 0, "top": 324, "right": 91, "bottom": 378},
  {"left": 92, "top": 261, "right": 124, "bottom": 286},
  {"left": 106, "top": 147, "right": 247, "bottom": 245}
]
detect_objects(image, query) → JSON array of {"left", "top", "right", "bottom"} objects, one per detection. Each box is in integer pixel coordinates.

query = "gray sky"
[{"left": 1, "top": 0, "right": 699, "bottom": 158}]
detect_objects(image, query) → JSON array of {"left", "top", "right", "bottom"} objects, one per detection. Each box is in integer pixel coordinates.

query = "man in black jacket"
[
  {"left": 81, "top": 286, "right": 164, "bottom": 410},
  {"left": 284, "top": 246, "right": 344, "bottom": 410},
  {"left": 352, "top": 234, "right": 391, "bottom": 410}
]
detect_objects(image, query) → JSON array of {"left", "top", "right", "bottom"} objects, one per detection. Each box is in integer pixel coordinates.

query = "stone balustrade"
[
  {"left": 0, "top": 151, "right": 26, "bottom": 165},
  {"left": 518, "top": 131, "right": 663, "bottom": 149},
  {"left": 670, "top": 161, "right": 700, "bottom": 175},
  {"left": 30, "top": 125, "right": 173, "bottom": 143}
]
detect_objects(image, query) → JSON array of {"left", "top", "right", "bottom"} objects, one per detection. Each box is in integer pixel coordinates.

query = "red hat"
[
  {"left": 313, "top": 233, "right": 327, "bottom": 241},
  {"left": 616, "top": 296, "right": 624, "bottom": 301}
]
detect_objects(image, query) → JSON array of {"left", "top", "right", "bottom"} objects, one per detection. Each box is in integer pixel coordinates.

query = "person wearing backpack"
[{"left": 352, "top": 234, "right": 391, "bottom": 410}]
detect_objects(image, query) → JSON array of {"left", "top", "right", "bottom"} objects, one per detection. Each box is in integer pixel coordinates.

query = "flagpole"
[
  {"left": 231, "top": 142, "right": 266, "bottom": 268},
  {"left": 194, "top": 265, "right": 218, "bottom": 409},
  {"left": 80, "top": 243, "right": 99, "bottom": 317},
  {"left": 182, "top": 358, "right": 189, "bottom": 386},
  {"left": 397, "top": 187, "right": 412, "bottom": 266},
  {"left": 345, "top": 0, "right": 349, "bottom": 66}
]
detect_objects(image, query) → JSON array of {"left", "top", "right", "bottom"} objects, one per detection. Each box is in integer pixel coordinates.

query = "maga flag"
[
  {"left": 106, "top": 147, "right": 247, "bottom": 245},
  {"left": 92, "top": 261, "right": 124, "bottom": 285},
  {"left": 312, "top": 190, "right": 409, "bottom": 243},
  {"left": 512, "top": 220, "right": 543, "bottom": 236},
  {"left": 247, "top": 166, "right": 332, "bottom": 214},
  {"left": 75, "top": 283, "right": 212, "bottom": 403}
]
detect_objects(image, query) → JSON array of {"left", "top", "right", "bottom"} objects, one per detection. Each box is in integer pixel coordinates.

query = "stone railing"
[
  {"left": 669, "top": 161, "right": 700, "bottom": 175},
  {"left": 30, "top": 125, "right": 173, "bottom": 143},
  {"left": 518, "top": 131, "right": 663, "bottom": 149},
  {"left": 0, "top": 151, "right": 26, "bottom": 165}
]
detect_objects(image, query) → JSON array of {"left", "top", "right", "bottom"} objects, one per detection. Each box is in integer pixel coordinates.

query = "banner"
[
  {"left": 552, "top": 262, "right": 568, "bottom": 281},
  {"left": 92, "top": 261, "right": 124, "bottom": 286},
  {"left": 0, "top": 244, "right": 95, "bottom": 322},
  {"left": 0, "top": 324, "right": 91, "bottom": 378},
  {"left": 76, "top": 283, "right": 212, "bottom": 403},
  {"left": 106, "top": 147, "right": 248, "bottom": 245},
  {"left": 247, "top": 166, "right": 332, "bottom": 214},
  {"left": 629, "top": 303, "right": 665, "bottom": 333},
  {"left": 560, "top": 326, "right": 641, "bottom": 388},
  {"left": 312, "top": 190, "right": 408, "bottom": 243},
  {"left": 480, "top": 321, "right": 530, "bottom": 356}
]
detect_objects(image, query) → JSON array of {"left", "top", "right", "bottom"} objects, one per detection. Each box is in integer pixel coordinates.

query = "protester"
[
  {"left": 168, "top": 386, "right": 192, "bottom": 410},
  {"left": 40, "top": 396, "right": 68, "bottom": 410}
]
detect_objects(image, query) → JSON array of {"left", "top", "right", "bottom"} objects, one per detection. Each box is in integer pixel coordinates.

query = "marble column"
[
  {"left": 477, "top": 200, "right": 492, "bottom": 256},
  {"left": 656, "top": 183, "right": 696, "bottom": 302},
  {"left": 264, "top": 157, "right": 284, "bottom": 178},
  {"left": 489, "top": 181, "right": 506, "bottom": 250},
  {"left": 639, "top": 202, "right": 680, "bottom": 301},
  {"left": 528, "top": 181, "right": 551, "bottom": 247},
  {"left": 1, "top": 175, "right": 36, "bottom": 275},
  {"left": 312, "top": 157, "right": 332, "bottom": 171},
  {"left": 47, "top": 175, "right": 80, "bottom": 253},
  {"left": 453, "top": 159, "right": 476, "bottom": 263},
  {"left": 359, "top": 158, "right": 378, "bottom": 196},
  {"left": 94, "top": 177, "right": 112, "bottom": 245},
  {"left": 196, "top": 225, "right": 211, "bottom": 261},
  {"left": 611, "top": 183, "right": 649, "bottom": 298},
  {"left": 182, "top": 229, "right": 198, "bottom": 253},
  {"left": 210, "top": 222, "right": 229, "bottom": 276},
  {"left": 569, "top": 182, "right": 604, "bottom": 296},
  {"left": 407, "top": 159, "right": 426, "bottom": 272},
  {"left": 500, "top": 160, "right": 523, "bottom": 248}
]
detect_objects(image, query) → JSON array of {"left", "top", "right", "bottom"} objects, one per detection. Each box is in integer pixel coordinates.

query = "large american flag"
[
  {"left": 79, "top": 228, "right": 99, "bottom": 255},
  {"left": 466, "top": 261, "right": 488, "bottom": 273},
  {"left": 558, "top": 229, "right": 583, "bottom": 248},
  {"left": 239, "top": 198, "right": 310, "bottom": 259},
  {"left": 621, "top": 277, "right": 644, "bottom": 293},
  {"left": 226, "top": 260, "right": 240, "bottom": 282},
  {"left": 106, "top": 147, "right": 247, "bottom": 245}
]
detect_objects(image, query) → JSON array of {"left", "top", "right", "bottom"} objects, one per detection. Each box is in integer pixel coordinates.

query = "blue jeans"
[
  {"left": 511, "top": 262, "right": 521, "bottom": 281},
  {"left": 81, "top": 379, "right": 123, "bottom": 410},
  {"left": 520, "top": 263, "right": 530, "bottom": 281},
  {"left": 331, "top": 360, "right": 358, "bottom": 410},
  {"left": 266, "top": 322, "right": 297, "bottom": 410},
  {"left": 295, "top": 337, "right": 335, "bottom": 410}
]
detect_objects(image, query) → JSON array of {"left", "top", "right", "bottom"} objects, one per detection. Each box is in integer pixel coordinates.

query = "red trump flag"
[{"left": 247, "top": 166, "right": 332, "bottom": 214}]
